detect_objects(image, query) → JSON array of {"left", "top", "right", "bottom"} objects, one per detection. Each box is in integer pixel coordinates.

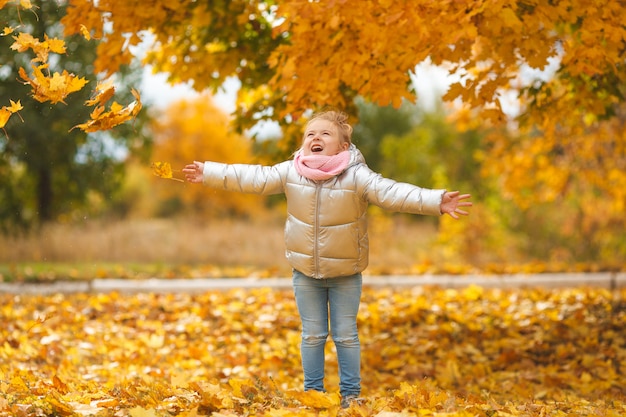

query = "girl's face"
[{"left": 301, "top": 119, "right": 349, "bottom": 157}]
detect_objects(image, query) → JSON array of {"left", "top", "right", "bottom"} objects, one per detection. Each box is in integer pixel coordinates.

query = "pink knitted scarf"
[{"left": 294, "top": 150, "right": 351, "bottom": 181}]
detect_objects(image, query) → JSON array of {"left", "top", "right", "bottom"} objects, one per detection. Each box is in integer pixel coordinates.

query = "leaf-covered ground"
[{"left": 1, "top": 285, "right": 625, "bottom": 416}]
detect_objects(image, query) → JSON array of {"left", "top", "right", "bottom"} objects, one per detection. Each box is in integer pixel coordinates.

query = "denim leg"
[
  {"left": 293, "top": 270, "right": 329, "bottom": 392},
  {"left": 329, "top": 274, "right": 362, "bottom": 397}
]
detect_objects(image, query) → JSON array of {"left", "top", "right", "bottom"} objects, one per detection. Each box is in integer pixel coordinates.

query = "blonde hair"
[{"left": 305, "top": 110, "right": 353, "bottom": 146}]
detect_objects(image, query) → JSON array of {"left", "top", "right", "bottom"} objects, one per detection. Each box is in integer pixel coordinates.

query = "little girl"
[{"left": 183, "top": 110, "right": 471, "bottom": 408}]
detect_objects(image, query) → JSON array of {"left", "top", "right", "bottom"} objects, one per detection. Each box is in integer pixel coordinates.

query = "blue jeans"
[{"left": 293, "top": 270, "right": 362, "bottom": 397}]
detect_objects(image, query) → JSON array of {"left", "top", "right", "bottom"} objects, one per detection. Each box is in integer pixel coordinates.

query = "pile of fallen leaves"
[{"left": 1, "top": 285, "right": 625, "bottom": 416}]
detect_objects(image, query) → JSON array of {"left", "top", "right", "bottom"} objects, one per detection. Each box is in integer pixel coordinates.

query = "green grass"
[
  {"left": 0, "top": 261, "right": 291, "bottom": 282},
  {"left": 0, "top": 262, "right": 171, "bottom": 282}
]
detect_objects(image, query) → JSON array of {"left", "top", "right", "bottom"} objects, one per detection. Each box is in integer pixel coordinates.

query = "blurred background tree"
[{"left": 147, "top": 96, "right": 266, "bottom": 219}]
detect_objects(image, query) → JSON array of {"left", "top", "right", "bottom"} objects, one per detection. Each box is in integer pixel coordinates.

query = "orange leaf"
[{"left": 442, "top": 82, "right": 466, "bottom": 102}]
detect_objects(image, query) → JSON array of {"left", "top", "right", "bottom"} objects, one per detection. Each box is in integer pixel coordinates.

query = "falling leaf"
[
  {"left": 0, "top": 99, "right": 24, "bottom": 134},
  {"left": 7, "top": 99, "right": 23, "bottom": 113},
  {"left": 11, "top": 33, "right": 66, "bottom": 64},
  {"left": 85, "top": 80, "right": 116, "bottom": 107},
  {"left": 19, "top": 64, "right": 88, "bottom": 104},
  {"left": 0, "top": 108, "right": 12, "bottom": 129},
  {"left": 151, "top": 161, "right": 184, "bottom": 182},
  {"left": 72, "top": 86, "right": 142, "bottom": 132},
  {"left": 45, "top": 36, "right": 66, "bottom": 54}
]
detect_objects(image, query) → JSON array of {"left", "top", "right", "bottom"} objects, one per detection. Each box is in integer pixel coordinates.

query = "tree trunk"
[{"left": 37, "top": 166, "right": 53, "bottom": 222}]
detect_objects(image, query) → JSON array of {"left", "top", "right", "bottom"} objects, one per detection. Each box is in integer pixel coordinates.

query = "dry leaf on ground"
[{"left": 0, "top": 286, "right": 624, "bottom": 416}]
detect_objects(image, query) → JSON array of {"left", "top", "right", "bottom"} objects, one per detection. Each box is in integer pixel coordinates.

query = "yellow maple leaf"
[
  {"left": 228, "top": 378, "right": 258, "bottom": 400},
  {"left": 151, "top": 161, "right": 184, "bottom": 182},
  {"left": 11, "top": 32, "right": 55, "bottom": 63},
  {"left": 110, "top": 101, "right": 123, "bottom": 113},
  {"left": 0, "top": 108, "right": 12, "bottom": 129},
  {"left": 285, "top": 390, "right": 340, "bottom": 409},
  {"left": 8, "top": 99, "right": 23, "bottom": 113},
  {"left": 89, "top": 105, "right": 105, "bottom": 120},
  {"left": 45, "top": 36, "right": 67, "bottom": 54},
  {"left": 0, "top": 99, "right": 24, "bottom": 130},
  {"left": 66, "top": 73, "right": 89, "bottom": 94},
  {"left": 86, "top": 80, "right": 116, "bottom": 107},
  {"left": 10, "top": 32, "right": 36, "bottom": 53},
  {"left": 19, "top": 64, "right": 88, "bottom": 104},
  {"left": 49, "top": 71, "right": 66, "bottom": 91},
  {"left": 73, "top": 86, "right": 142, "bottom": 132}
]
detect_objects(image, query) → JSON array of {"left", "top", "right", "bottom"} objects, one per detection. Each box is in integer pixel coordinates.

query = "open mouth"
[{"left": 311, "top": 144, "right": 324, "bottom": 153}]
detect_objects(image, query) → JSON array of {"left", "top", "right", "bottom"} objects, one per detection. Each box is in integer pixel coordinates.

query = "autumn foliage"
[
  {"left": 149, "top": 97, "right": 267, "bottom": 218},
  {"left": 55, "top": 0, "right": 626, "bottom": 257},
  {"left": 2, "top": 0, "right": 625, "bottom": 250},
  {"left": 2, "top": 7, "right": 625, "bottom": 416},
  {"left": 1, "top": 1, "right": 141, "bottom": 134},
  {"left": 1, "top": 285, "right": 625, "bottom": 416}
]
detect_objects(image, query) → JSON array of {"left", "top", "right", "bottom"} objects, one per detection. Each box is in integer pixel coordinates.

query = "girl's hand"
[
  {"left": 182, "top": 161, "right": 205, "bottom": 184},
  {"left": 440, "top": 191, "right": 472, "bottom": 219}
]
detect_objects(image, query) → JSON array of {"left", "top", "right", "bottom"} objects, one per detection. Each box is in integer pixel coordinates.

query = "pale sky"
[
  {"left": 140, "top": 69, "right": 281, "bottom": 138},
  {"left": 140, "top": 67, "right": 237, "bottom": 112}
]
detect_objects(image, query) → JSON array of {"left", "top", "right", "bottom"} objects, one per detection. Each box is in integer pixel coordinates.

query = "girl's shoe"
[{"left": 340, "top": 394, "right": 362, "bottom": 409}]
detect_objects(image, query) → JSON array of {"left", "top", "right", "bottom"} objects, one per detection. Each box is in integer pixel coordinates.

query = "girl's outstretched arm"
[
  {"left": 440, "top": 191, "right": 472, "bottom": 219},
  {"left": 182, "top": 161, "right": 205, "bottom": 184}
]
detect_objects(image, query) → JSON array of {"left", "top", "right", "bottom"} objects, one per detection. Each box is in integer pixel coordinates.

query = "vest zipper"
[{"left": 314, "top": 182, "right": 322, "bottom": 277}]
